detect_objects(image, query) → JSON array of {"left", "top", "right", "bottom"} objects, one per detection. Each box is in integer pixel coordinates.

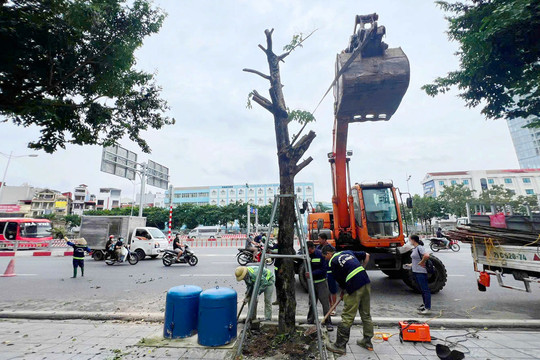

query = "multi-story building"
[
  {"left": 71, "top": 184, "right": 96, "bottom": 215},
  {"left": 507, "top": 118, "right": 540, "bottom": 169},
  {"left": 0, "top": 184, "right": 40, "bottom": 205},
  {"left": 422, "top": 169, "right": 540, "bottom": 198},
  {"left": 165, "top": 182, "right": 316, "bottom": 207},
  {"left": 31, "top": 189, "right": 72, "bottom": 216},
  {"left": 96, "top": 188, "right": 121, "bottom": 210},
  {"left": 136, "top": 191, "right": 166, "bottom": 208}
]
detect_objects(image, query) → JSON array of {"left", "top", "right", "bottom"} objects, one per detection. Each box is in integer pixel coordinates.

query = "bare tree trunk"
[{"left": 244, "top": 29, "right": 315, "bottom": 335}]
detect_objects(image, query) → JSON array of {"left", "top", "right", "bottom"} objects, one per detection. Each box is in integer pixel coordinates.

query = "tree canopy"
[
  {"left": 423, "top": 0, "right": 540, "bottom": 125},
  {"left": 0, "top": 0, "right": 173, "bottom": 153}
]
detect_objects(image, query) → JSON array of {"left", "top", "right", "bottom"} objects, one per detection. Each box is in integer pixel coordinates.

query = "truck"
[
  {"left": 447, "top": 213, "right": 540, "bottom": 292},
  {"left": 305, "top": 14, "right": 448, "bottom": 294},
  {"left": 80, "top": 216, "right": 169, "bottom": 261}
]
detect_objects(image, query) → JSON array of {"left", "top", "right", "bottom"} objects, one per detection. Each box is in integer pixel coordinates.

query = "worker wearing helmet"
[
  {"left": 235, "top": 266, "right": 274, "bottom": 321},
  {"left": 321, "top": 245, "right": 373, "bottom": 355}
]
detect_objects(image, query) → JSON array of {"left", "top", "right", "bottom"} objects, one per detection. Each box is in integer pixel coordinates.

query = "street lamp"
[{"left": 0, "top": 151, "right": 38, "bottom": 204}]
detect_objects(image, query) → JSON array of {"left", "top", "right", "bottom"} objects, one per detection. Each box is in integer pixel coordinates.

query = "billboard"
[
  {"left": 100, "top": 146, "right": 138, "bottom": 181},
  {"left": 146, "top": 160, "right": 169, "bottom": 190}
]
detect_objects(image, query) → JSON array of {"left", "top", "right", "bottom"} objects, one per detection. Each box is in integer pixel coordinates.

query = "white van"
[{"left": 188, "top": 226, "right": 222, "bottom": 239}]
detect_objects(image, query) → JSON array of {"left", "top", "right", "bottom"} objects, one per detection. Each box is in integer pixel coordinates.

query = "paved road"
[{"left": 1, "top": 244, "right": 539, "bottom": 320}]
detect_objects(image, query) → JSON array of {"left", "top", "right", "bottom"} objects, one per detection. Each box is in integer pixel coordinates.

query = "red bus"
[{"left": 0, "top": 218, "right": 53, "bottom": 249}]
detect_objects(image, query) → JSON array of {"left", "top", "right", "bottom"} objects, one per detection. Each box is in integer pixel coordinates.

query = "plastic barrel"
[
  {"left": 198, "top": 287, "right": 237, "bottom": 346},
  {"left": 163, "top": 285, "right": 203, "bottom": 339}
]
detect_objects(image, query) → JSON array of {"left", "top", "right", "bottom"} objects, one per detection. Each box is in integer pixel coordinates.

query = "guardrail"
[{"left": 0, "top": 239, "right": 69, "bottom": 251}]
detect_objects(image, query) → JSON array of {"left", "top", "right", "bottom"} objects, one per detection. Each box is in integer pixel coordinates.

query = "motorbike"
[
  {"left": 429, "top": 236, "right": 460, "bottom": 252},
  {"left": 105, "top": 246, "right": 139, "bottom": 265},
  {"left": 236, "top": 242, "right": 275, "bottom": 266},
  {"left": 161, "top": 245, "right": 198, "bottom": 266}
]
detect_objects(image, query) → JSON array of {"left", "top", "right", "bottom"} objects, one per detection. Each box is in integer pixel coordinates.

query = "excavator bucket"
[{"left": 334, "top": 14, "right": 410, "bottom": 121}]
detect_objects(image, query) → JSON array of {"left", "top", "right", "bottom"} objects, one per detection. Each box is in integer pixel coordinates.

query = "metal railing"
[{"left": 0, "top": 239, "right": 69, "bottom": 251}]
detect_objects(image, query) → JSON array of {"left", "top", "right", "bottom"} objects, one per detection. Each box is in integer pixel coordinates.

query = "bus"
[{"left": 0, "top": 218, "right": 53, "bottom": 249}]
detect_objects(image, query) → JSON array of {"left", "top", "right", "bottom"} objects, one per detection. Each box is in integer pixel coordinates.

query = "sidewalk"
[{"left": 1, "top": 318, "right": 540, "bottom": 360}]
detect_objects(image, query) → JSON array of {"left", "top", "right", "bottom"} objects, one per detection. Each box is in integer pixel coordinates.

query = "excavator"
[{"left": 306, "top": 14, "right": 447, "bottom": 293}]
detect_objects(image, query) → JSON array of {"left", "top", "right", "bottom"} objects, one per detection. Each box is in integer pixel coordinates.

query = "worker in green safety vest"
[
  {"left": 235, "top": 265, "right": 275, "bottom": 321},
  {"left": 306, "top": 241, "right": 333, "bottom": 331},
  {"left": 321, "top": 245, "right": 373, "bottom": 355}
]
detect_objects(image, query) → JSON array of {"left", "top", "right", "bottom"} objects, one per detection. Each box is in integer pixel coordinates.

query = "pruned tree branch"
[
  {"left": 243, "top": 68, "right": 271, "bottom": 81},
  {"left": 258, "top": 44, "right": 267, "bottom": 53},
  {"left": 293, "top": 156, "right": 313, "bottom": 176},
  {"left": 264, "top": 28, "right": 274, "bottom": 54},
  {"left": 251, "top": 90, "right": 273, "bottom": 112},
  {"left": 291, "top": 130, "right": 316, "bottom": 162}
]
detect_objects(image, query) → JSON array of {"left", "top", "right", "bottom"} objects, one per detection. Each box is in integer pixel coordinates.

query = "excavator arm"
[{"left": 330, "top": 14, "right": 410, "bottom": 245}]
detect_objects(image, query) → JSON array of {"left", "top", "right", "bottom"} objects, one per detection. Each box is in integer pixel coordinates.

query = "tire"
[
  {"left": 150, "top": 255, "right": 158, "bottom": 259},
  {"left": 451, "top": 243, "right": 460, "bottom": 252},
  {"left": 381, "top": 269, "right": 405, "bottom": 279},
  {"left": 135, "top": 249, "right": 146, "bottom": 261},
  {"left": 162, "top": 255, "right": 173, "bottom": 267},
  {"left": 188, "top": 256, "right": 198, "bottom": 266},
  {"left": 237, "top": 252, "right": 250, "bottom": 266},
  {"left": 430, "top": 243, "right": 440, "bottom": 252},
  {"left": 92, "top": 250, "right": 104, "bottom": 261},
  {"left": 298, "top": 263, "right": 308, "bottom": 292},
  {"left": 128, "top": 253, "right": 139, "bottom": 265},
  {"left": 403, "top": 255, "right": 447, "bottom": 294}
]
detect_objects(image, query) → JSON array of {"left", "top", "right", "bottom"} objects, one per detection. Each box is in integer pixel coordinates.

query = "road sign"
[
  {"left": 146, "top": 160, "right": 169, "bottom": 190},
  {"left": 100, "top": 146, "right": 137, "bottom": 180}
]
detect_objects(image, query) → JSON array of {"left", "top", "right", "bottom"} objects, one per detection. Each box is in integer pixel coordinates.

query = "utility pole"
[{"left": 138, "top": 163, "right": 147, "bottom": 217}]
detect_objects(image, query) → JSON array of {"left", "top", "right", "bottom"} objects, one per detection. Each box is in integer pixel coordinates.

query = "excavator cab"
[{"left": 334, "top": 14, "right": 410, "bottom": 121}]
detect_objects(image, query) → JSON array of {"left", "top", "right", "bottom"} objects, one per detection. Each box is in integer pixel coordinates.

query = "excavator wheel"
[{"left": 403, "top": 255, "right": 447, "bottom": 294}]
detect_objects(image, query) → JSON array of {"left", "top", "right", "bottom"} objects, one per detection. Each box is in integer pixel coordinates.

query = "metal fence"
[{"left": 0, "top": 239, "right": 69, "bottom": 251}]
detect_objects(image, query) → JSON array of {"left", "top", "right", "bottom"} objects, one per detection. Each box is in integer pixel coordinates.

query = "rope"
[{"left": 523, "top": 234, "right": 540, "bottom": 247}]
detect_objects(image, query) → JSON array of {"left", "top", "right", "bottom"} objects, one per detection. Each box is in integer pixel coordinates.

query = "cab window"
[{"left": 6, "top": 222, "right": 18, "bottom": 240}]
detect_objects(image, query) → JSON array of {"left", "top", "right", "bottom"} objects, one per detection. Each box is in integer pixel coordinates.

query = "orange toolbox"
[{"left": 399, "top": 321, "right": 431, "bottom": 342}]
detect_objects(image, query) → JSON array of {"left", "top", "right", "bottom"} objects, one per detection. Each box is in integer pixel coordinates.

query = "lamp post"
[{"left": 0, "top": 151, "right": 38, "bottom": 204}]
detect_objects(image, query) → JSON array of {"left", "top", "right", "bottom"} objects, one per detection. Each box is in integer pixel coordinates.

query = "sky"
[{"left": 0, "top": 0, "right": 519, "bottom": 203}]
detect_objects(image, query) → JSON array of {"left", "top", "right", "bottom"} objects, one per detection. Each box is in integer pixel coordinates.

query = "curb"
[{"left": 2, "top": 311, "right": 540, "bottom": 329}]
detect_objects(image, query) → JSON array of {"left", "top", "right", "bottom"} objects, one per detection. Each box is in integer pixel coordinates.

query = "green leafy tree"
[
  {"left": 63, "top": 214, "right": 81, "bottom": 229},
  {"left": 423, "top": 1, "right": 540, "bottom": 125},
  {"left": 477, "top": 185, "right": 515, "bottom": 206},
  {"left": 412, "top": 195, "right": 445, "bottom": 232},
  {"left": 438, "top": 184, "right": 476, "bottom": 217},
  {"left": 0, "top": 0, "right": 173, "bottom": 153}
]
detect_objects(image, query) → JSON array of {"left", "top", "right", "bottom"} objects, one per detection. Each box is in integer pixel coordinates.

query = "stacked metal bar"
[{"left": 447, "top": 225, "right": 540, "bottom": 246}]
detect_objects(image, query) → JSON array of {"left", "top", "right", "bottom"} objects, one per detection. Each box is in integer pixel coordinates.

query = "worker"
[
  {"left": 66, "top": 237, "right": 91, "bottom": 278},
  {"left": 408, "top": 234, "right": 432, "bottom": 315},
  {"left": 306, "top": 241, "right": 333, "bottom": 331},
  {"left": 316, "top": 233, "right": 338, "bottom": 314},
  {"left": 235, "top": 265, "right": 274, "bottom": 321},
  {"left": 321, "top": 245, "right": 373, "bottom": 355}
]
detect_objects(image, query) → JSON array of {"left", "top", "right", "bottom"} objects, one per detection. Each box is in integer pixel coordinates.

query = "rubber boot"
[
  {"left": 72, "top": 267, "right": 77, "bottom": 278},
  {"left": 356, "top": 335, "right": 374, "bottom": 351},
  {"left": 327, "top": 324, "right": 349, "bottom": 355},
  {"left": 81, "top": 266, "right": 84, "bottom": 277}
]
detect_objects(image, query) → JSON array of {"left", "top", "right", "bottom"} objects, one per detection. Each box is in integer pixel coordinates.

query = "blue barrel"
[
  {"left": 198, "top": 287, "right": 237, "bottom": 346},
  {"left": 163, "top": 285, "right": 202, "bottom": 339}
]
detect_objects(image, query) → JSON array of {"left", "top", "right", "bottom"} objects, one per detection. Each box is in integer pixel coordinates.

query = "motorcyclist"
[
  {"left": 114, "top": 237, "right": 125, "bottom": 262},
  {"left": 105, "top": 235, "right": 115, "bottom": 259},
  {"left": 173, "top": 234, "right": 184, "bottom": 261},
  {"left": 436, "top": 227, "right": 450, "bottom": 248}
]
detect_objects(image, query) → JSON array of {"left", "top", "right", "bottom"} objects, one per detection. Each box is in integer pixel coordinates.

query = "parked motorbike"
[
  {"left": 236, "top": 242, "right": 275, "bottom": 266},
  {"left": 105, "top": 246, "right": 139, "bottom": 265},
  {"left": 429, "top": 237, "right": 460, "bottom": 252},
  {"left": 161, "top": 245, "right": 198, "bottom": 266}
]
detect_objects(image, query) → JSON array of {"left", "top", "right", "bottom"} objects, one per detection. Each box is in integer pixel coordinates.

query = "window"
[
  {"left": 450, "top": 180, "right": 457, "bottom": 185},
  {"left": 220, "top": 190, "right": 226, "bottom": 196},
  {"left": 523, "top": 178, "right": 531, "bottom": 183},
  {"left": 97, "top": 200, "right": 104, "bottom": 206},
  {"left": 463, "top": 180, "right": 469, "bottom": 185},
  {"left": 504, "top": 178, "right": 512, "bottom": 184},
  {"left": 258, "top": 189, "right": 263, "bottom": 195},
  {"left": 488, "top": 179, "right": 495, "bottom": 184},
  {"left": 297, "top": 187, "right": 302, "bottom": 193},
  {"left": 526, "top": 189, "right": 535, "bottom": 195},
  {"left": 438, "top": 181, "right": 444, "bottom": 186},
  {"left": 509, "top": 189, "right": 516, "bottom": 195},
  {"left": 238, "top": 189, "right": 244, "bottom": 195}
]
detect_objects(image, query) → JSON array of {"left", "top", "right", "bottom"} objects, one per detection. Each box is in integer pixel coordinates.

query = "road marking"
[{"left": 211, "top": 262, "right": 238, "bottom": 264}]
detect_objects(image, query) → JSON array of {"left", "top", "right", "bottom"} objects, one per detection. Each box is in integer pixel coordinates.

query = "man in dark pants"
[
  {"left": 322, "top": 245, "right": 373, "bottom": 355},
  {"left": 306, "top": 241, "right": 333, "bottom": 331}
]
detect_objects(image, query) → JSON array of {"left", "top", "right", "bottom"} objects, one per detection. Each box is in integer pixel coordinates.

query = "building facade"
[
  {"left": 31, "top": 189, "right": 72, "bottom": 216},
  {"left": 165, "top": 183, "right": 316, "bottom": 207},
  {"left": 507, "top": 118, "right": 540, "bottom": 169},
  {"left": 96, "top": 188, "right": 121, "bottom": 210},
  {"left": 72, "top": 184, "right": 96, "bottom": 215},
  {"left": 422, "top": 169, "right": 540, "bottom": 198}
]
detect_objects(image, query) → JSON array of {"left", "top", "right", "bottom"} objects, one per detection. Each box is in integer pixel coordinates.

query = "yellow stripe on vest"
[
  {"left": 346, "top": 266, "right": 365, "bottom": 282},
  {"left": 311, "top": 258, "right": 321, "bottom": 263}
]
